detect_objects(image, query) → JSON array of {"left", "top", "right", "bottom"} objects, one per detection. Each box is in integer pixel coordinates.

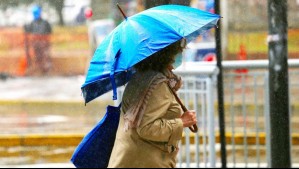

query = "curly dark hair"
[{"left": 134, "top": 39, "right": 184, "bottom": 72}]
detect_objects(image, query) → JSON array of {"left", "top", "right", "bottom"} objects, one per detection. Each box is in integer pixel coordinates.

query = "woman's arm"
[{"left": 136, "top": 82, "right": 184, "bottom": 143}]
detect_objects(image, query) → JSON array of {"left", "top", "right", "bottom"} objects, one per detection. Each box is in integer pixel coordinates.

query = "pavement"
[
  {"left": 0, "top": 75, "right": 112, "bottom": 102},
  {"left": 0, "top": 75, "right": 115, "bottom": 167},
  {"left": 0, "top": 75, "right": 84, "bottom": 101},
  {"left": 0, "top": 75, "right": 115, "bottom": 135}
]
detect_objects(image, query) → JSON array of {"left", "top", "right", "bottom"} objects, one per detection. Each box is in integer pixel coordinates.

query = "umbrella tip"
[{"left": 116, "top": 3, "right": 127, "bottom": 20}]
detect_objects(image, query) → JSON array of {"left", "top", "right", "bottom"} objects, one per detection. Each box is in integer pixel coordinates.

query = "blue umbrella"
[{"left": 82, "top": 4, "right": 221, "bottom": 103}]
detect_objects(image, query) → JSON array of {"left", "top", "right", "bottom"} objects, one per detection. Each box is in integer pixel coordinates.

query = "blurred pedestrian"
[
  {"left": 108, "top": 39, "right": 197, "bottom": 168},
  {"left": 24, "top": 5, "right": 52, "bottom": 75}
]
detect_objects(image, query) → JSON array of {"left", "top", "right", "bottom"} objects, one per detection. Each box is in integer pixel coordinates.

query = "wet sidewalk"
[
  {"left": 0, "top": 75, "right": 115, "bottom": 135},
  {"left": 0, "top": 75, "right": 114, "bottom": 101},
  {"left": 0, "top": 75, "right": 89, "bottom": 101},
  {"left": 0, "top": 76, "right": 114, "bottom": 166}
]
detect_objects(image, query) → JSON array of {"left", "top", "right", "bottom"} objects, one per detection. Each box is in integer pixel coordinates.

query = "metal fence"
[
  {"left": 175, "top": 65, "right": 218, "bottom": 168},
  {"left": 116, "top": 59, "right": 299, "bottom": 168},
  {"left": 222, "top": 59, "right": 299, "bottom": 168}
]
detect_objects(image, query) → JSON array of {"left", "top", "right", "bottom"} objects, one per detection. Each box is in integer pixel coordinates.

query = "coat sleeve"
[{"left": 136, "top": 82, "right": 184, "bottom": 145}]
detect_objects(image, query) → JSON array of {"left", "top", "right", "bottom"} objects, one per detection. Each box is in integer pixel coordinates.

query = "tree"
[
  {"left": 144, "top": 0, "right": 190, "bottom": 9},
  {"left": 90, "top": 0, "right": 111, "bottom": 21},
  {"left": 145, "top": 0, "right": 171, "bottom": 9},
  {"left": 48, "top": 0, "right": 64, "bottom": 26},
  {"left": 0, "top": 0, "right": 32, "bottom": 9}
]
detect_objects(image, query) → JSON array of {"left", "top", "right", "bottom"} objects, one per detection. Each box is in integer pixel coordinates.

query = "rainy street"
[
  {"left": 1, "top": 0, "right": 299, "bottom": 168},
  {"left": 1, "top": 75, "right": 299, "bottom": 167}
]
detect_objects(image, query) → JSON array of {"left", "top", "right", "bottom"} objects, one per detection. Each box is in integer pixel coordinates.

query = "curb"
[
  {"left": 1, "top": 100, "right": 298, "bottom": 110},
  {"left": 0, "top": 134, "right": 83, "bottom": 147},
  {"left": 1, "top": 133, "right": 299, "bottom": 147}
]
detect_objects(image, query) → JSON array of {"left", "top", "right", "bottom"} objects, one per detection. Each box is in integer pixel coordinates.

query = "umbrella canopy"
[{"left": 82, "top": 4, "right": 221, "bottom": 103}]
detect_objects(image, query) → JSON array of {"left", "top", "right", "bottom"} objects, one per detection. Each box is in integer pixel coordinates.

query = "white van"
[
  {"left": 63, "top": 0, "right": 91, "bottom": 25},
  {"left": 88, "top": 19, "right": 115, "bottom": 53},
  {"left": 185, "top": 41, "right": 216, "bottom": 62}
]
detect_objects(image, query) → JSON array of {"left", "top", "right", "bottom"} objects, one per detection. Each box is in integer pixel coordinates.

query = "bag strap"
[
  {"left": 110, "top": 50, "right": 121, "bottom": 100},
  {"left": 167, "top": 83, "right": 198, "bottom": 133}
]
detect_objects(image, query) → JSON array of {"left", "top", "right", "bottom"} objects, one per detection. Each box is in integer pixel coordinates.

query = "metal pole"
[
  {"left": 214, "top": 0, "right": 227, "bottom": 168},
  {"left": 207, "top": 78, "right": 216, "bottom": 167},
  {"left": 267, "top": 0, "right": 291, "bottom": 168}
]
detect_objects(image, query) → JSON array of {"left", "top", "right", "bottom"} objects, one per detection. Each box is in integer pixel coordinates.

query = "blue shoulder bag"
[{"left": 70, "top": 104, "right": 121, "bottom": 168}]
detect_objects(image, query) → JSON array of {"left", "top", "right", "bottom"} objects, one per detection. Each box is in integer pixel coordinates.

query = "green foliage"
[
  {"left": 0, "top": 0, "right": 33, "bottom": 9},
  {"left": 0, "top": 0, "right": 65, "bottom": 25},
  {"left": 0, "top": 0, "right": 63, "bottom": 9}
]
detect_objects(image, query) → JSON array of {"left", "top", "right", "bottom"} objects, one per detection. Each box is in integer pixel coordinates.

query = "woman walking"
[{"left": 108, "top": 39, "right": 197, "bottom": 168}]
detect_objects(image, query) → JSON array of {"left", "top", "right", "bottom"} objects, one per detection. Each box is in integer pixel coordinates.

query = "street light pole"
[
  {"left": 267, "top": 0, "right": 291, "bottom": 168},
  {"left": 215, "top": 0, "right": 227, "bottom": 168}
]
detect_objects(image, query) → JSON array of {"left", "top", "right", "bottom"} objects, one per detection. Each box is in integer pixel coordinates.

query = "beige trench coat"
[{"left": 108, "top": 72, "right": 184, "bottom": 168}]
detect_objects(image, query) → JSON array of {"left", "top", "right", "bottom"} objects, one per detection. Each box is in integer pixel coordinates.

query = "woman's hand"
[{"left": 180, "top": 110, "right": 197, "bottom": 128}]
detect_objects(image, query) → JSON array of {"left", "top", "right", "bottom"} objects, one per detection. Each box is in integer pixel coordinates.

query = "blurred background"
[{"left": 0, "top": 0, "right": 299, "bottom": 167}]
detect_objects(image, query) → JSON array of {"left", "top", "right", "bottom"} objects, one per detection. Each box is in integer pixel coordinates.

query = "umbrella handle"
[
  {"left": 167, "top": 83, "right": 198, "bottom": 133},
  {"left": 189, "top": 124, "right": 198, "bottom": 133},
  {"left": 180, "top": 102, "right": 198, "bottom": 133}
]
